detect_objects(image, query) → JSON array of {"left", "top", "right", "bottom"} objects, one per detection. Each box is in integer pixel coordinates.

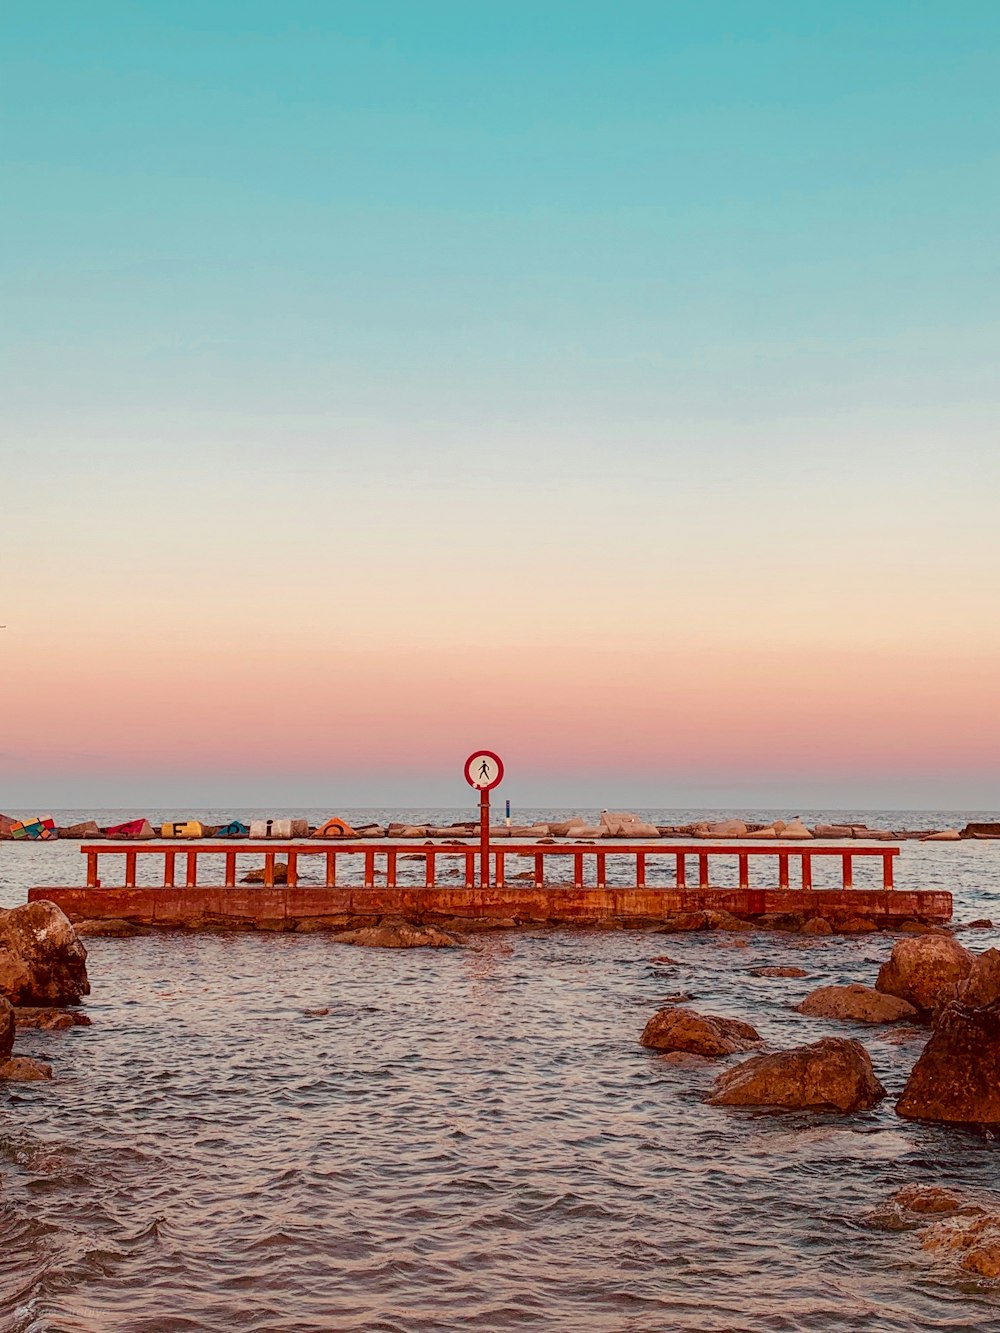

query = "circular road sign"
[{"left": 464, "top": 750, "right": 504, "bottom": 791}]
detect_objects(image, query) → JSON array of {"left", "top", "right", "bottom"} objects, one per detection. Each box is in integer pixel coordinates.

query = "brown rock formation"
[
  {"left": 875, "top": 935, "right": 974, "bottom": 1014},
  {"left": 0, "top": 1056, "right": 53, "bottom": 1081},
  {"left": 896, "top": 999, "right": 1000, "bottom": 1124},
  {"left": 242, "top": 862, "right": 289, "bottom": 884},
  {"left": 933, "top": 947, "right": 1000, "bottom": 1016},
  {"left": 15, "top": 1007, "right": 92, "bottom": 1030},
  {"left": 707, "top": 1037, "right": 885, "bottom": 1112},
  {"left": 58, "top": 821, "right": 102, "bottom": 840},
  {"left": 798, "top": 983, "right": 917, "bottom": 1024},
  {"left": 0, "top": 998, "right": 13, "bottom": 1061},
  {"left": 333, "top": 919, "right": 458, "bottom": 949},
  {"left": 801, "top": 917, "right": 834, "bottom": 935},
  {"left": 0, "top": 901, "right": 90, "bottom": 1006},
  {"left": 752, "top": 966, "right": 809, "bottom": 978},
  {"left": 74, "top": 918, "right": 150, "bottom": 938},
  {"left": 640, "top": 1007, "right": 762, "bottom": 1057}
]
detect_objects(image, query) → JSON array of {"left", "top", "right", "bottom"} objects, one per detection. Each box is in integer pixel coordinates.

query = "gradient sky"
[{"left": 2, "top": 2, "right": 998, "bottom": 809}]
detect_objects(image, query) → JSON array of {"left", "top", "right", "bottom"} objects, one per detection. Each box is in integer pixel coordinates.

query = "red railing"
[{"left": 80, "top": 841, "right": 899, "bottom": 892}]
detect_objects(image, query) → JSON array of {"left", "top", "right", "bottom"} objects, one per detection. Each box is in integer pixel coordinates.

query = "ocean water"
[{"left": 1, "top": 810, "right": 999, "bottom": 1332}]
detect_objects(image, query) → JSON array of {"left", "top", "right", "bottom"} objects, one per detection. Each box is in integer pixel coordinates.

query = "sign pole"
[
  {"left": 480, "top": 787, "right": 489, "bottom": 888},
  {"left": 463, "top": 749, "right": 504, "bottom": 894}
]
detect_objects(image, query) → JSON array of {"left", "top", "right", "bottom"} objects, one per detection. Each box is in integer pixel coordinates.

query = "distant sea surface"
[{"left": 1, "top": 811, "right": 999, "bottom": 1332}]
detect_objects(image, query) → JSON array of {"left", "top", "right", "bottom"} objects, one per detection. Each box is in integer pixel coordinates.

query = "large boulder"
[
  {"left": 0, "top": 901, "right": 90, "bottom": 1006},
  {"left": 778, "top": 819, "right": 813, "bottom": 840},
  {"left": 57, "top": 821, "right": 102, "bottom": 840},
  {"left": 700, "top": 819, "right": 748, "bottom": 838},
  {"left": 875, "top": 935, "right": 974, "bottom": 1014},
  {"left": 707, "top": 1037, "right": 885, "bottom": 1112},
  {"left": 0, "top": 998, "right": 13, "bottom": 1061},
  {"left": 600, "top": 812, "right": 659, "bottom": 838},
  {"left": 933, "top": 948, "right": 1000, "bottom": 1017},
  {"left": 640, "top": 1007, "right": 761, "bottom": 1057},
  {"left": 798, "top": 984, "right": 917, "bottom": 1024},
  {"left": 896, "top": 999, "right": 1000, "bottom": 1124},
  {"left": 333, "top": 919, "right": 458, "bottom": 949}
]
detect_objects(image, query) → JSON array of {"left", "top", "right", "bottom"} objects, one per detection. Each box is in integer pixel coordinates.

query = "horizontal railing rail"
[{"left": 79, "top": 841, "right": 899, "bottom": 892}]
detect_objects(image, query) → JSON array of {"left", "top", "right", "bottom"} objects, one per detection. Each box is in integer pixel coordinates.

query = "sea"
[{"left": 1, "top": 809, "right": 999, "bottom": 1333}]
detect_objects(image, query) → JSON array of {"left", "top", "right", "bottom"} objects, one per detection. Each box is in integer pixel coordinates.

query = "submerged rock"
[
  {"left": 752, "top": 966, "right": 809, "bottom": 978},
  {"left": 893, "top": 1184, "right": 965, "bottom": 1214},
  {"left": 15, "top": 1007, "right": 91, "bottom": 1030},
  {"left": 640, "top": 1007, "right": 762, "bottom": 1057},
  {"left": 801, "top": 917, "right": 834, "bottom": 936},
  {"left": 797, "top": 983, "right": 917, "bottom": 1024},
  {"left": 896, "top": 999, "right": 1000, "bottom": 1125},
  {"left": 333, "top": 919, "right": 459, "bottom": 949},
  {"left": 0, "top": 1056, "right": 53, "bottom": 1082},
  {"left": 707, "top": 1037, "right": 885, "bottom": 1112},
  {"left": 921, "top": 1214, "right": 1000, "bottom": 1277},
  {"left": 0, "top": 901, "right": 90, "bottom": 1006},
  {"left": 875, "top": 935, "right": 974, "bottom": 1015},
  {"left": 74, "top": 918, "right": 150, "bottom": 938},
  {"left": 242, "top": 862, "right": 288, "bottom": 884}
]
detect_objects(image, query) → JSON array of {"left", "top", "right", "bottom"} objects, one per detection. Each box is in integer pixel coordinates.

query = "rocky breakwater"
[{"left": 0, "top": 901, "right": 91, "bottom": 1082}]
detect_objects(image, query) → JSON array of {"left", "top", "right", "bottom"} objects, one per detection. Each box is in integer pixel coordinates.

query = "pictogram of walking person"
[{"left": 478, "top": 759, "right": 491, "bottom": 782}]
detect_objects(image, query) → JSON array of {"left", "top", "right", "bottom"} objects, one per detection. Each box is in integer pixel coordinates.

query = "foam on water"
[{"left": 1, "top": 811, "right": 999, "bottom": 1332}]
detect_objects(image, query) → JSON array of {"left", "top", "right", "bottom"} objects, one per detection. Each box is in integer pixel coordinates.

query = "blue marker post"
[{"left": 505, "top": 799, "right": 511, "bottom": 828}]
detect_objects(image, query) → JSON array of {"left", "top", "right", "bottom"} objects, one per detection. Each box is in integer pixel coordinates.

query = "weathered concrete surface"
[
  {"left": 30, "top": 884, "right": 955, "bottom": 929},
  {"left": 28, "top": 883, "right": 952, "bottom": 929}
]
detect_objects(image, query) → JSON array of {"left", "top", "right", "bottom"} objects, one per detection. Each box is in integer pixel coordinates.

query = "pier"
[{"left": 29, "top": 839, "right": 953, "bottom": 927}]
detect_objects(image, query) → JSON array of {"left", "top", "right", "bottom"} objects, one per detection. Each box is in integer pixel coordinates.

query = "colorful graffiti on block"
[
  {"left": 249, "top": 819, "right": 293, "bottom": 840},
  {"left": 215, "top": 821, "right": 250, "bottom": 838},
  {"left": 106, "top": 819, "right": 155, "bottom": 840},
  {"left": 10, "top": 816, "right": 56, "bottom": 840},
  {"left": 312, "top": 817, "right": 358, "bottom": 839},
  {"left": 160, "top": 821, "right": 204, "bottom": 839}
]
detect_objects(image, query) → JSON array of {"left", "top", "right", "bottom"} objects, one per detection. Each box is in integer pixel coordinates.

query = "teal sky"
[{"left": 2, "top": 3, "right": 999, "bottom": 808}]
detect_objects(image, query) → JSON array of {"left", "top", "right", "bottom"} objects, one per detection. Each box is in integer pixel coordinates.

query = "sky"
[{"left": 1, "top": 2, "right": 998, "bottom": 810}]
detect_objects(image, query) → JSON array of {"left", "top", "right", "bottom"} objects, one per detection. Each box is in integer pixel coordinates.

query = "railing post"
[
  {"left": 386, "top": 850, "right": 396, "bottom": 889},
  {"left": 264, "top": 852, "right": 275, "bottom": 888},
  {"left": 86, "top": 850, "right": 98, "bottom": 888},
  {"left": 125, "top": 850, "right": 137, "bottom": 888},
  {"left": 676, "top": 852, "right": 686, "bottom": 888},
  {"left": 699, "top": 853, "right": 709, "bottom": 889},
  {"left": 801, "top": 852, "right": 812, "bottom": 891},
  {"left": 186, "top": 850, "right": 198, "bottom": 888},
  {"left": 534, "top": 852, "right": 544, "bottom": 886},
  {"left": 287, "top": 849, "right": 298, "bottom": 888},
  {"left": 883, "top": 852, "right": 894, "bottom": 889},
  {"left": 425, "top": 850, "right": 435, "bottom": 888},
  {"left": 164, "top": 850, "right": 176, "bottom": 888},
  {"left": 779, "top": 852, "right": 789, "bottom": 889},
  {"left": 465, "top": 850, "right": 475, "bottom": 887},
  {"left": 574, "top": 852, "right": 584, "bottom": 888},
  {"left": 842, "top": 853, "right": 853, "bottom": 889},
  {"left": 225, "top": 851, "right": 236, "bottom": 888},
  {"left": 636, "top": 851, "right": 646, "bottom": 888},
  {"left": 494, "top": 850, "right": 505, "bottom": 887},
  {"left": 364, "top": 849, "right": 375, "bottom": 888},
  {"left": 326, "top": 851, "right": 336, "bottom": 887},
  {"left": 596, "top": 851, "right": 606, "bottom": 889}
]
